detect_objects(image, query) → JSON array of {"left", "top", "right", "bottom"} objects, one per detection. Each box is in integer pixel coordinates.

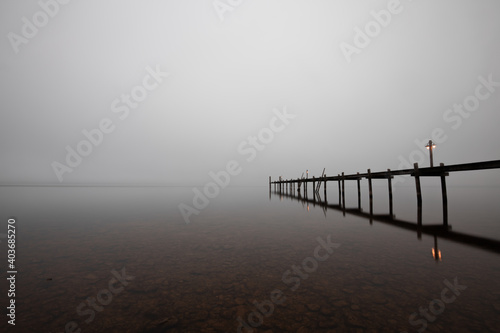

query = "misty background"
[{"left": 1, "top": 0, "right": 499, "bottom": 186}]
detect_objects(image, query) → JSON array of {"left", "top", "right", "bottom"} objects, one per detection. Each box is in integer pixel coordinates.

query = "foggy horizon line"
[
  {"left": 0, "top": 183, "right": 269, "bottom": 188},
  {"left": 0, "top": 182, "right": 498, "bottom": 188}
]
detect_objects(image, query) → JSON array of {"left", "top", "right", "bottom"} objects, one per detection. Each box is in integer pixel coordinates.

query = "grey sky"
[{"left": 1, "top": 0, "right": 499, "bottom": 186}]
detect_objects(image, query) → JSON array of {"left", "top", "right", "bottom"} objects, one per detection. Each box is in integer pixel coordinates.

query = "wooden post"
[
  {"left": 357, "top": 172, "right": 361, "bottom": 210},
  {"left": 324, "top": 175, "right": 327, "bottom": 202},
  {"left": 440, "top": 163, "right": 448, "bottom": 228},
  {"left": 304, "top": 174, "right": 309, "bottom": 197},
  {"left": 368, "top": 169, "right": 373, "bottom": 214},
  {"left": 341, "top": 172, "right": 345, "bottom": 211},
  {"left": 313, "top": 176, "right": 316, "bottom": 201},
  {"left": 387, "top": 169, "right": 393, "bottom": 218},
  {"left": 414, "top": 163, "right": 422, "bottom": 227},
  {"left": 338, "top": 174, "right": 341, "bottom": 207},
  {"left": 269, "top": 177, "right": 271, "bottom": 200}
]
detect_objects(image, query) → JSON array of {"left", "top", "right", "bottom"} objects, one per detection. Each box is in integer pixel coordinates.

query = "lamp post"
[{"left": 425, "top": 140, "right": 436, "bottom": 167}]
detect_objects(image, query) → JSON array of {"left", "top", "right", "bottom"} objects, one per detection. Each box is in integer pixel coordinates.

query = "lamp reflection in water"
[
  {"left": 432, "top": 235, "right": 442, "bottom": 261},
  {"left": 432, "top": 248, "right": 442, "bottom": 261}
]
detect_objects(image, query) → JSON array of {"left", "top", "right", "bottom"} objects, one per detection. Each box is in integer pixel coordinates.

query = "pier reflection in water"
[
  {"left": 272, "top": 187, "right": 500, "bottom": 257},
  {"left": 267, "top": 185, "right": 500, "bottom": 332}
]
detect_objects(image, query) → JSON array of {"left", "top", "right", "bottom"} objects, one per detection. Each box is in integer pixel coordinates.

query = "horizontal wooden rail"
[{"left": 271, "top": 159, "right": 500, "bottom": 184}]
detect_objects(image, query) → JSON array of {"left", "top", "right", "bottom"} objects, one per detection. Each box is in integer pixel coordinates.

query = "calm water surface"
[{"left": 0, "top": 185, "right": 499, "bottom": 333}]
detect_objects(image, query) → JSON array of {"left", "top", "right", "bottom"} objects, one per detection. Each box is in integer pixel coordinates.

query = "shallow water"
[{"left": 0, "top": 185, "right": 499, "bottom": 332}]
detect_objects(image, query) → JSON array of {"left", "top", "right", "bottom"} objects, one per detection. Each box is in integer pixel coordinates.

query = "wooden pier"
[{"left": 270, "top": 160, "right": 500, "bottom": 228}]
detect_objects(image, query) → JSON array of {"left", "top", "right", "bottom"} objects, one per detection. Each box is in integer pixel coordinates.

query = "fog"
[{"left": 1, "top": 0, "right": 499, "bottom": 186}]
